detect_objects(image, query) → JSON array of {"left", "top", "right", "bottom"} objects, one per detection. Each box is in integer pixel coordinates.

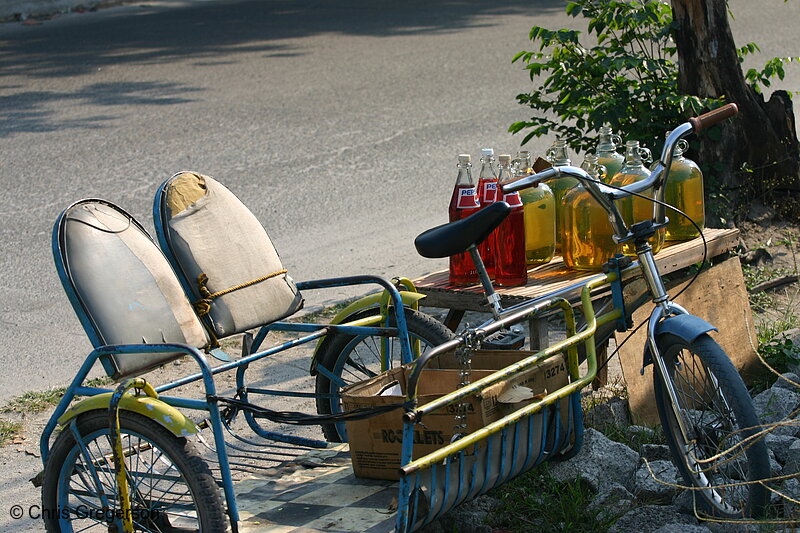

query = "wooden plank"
[
  {"left": 616, "top": 255, "right": 760, "bottom": 425},
  {"left": 414, "top": 228, "right": 740, "bottom": 313}
]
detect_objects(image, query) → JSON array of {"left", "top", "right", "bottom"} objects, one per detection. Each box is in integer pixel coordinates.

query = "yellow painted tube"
[{"left": 402, "top": 275, "right": 614, "bottom": 476}]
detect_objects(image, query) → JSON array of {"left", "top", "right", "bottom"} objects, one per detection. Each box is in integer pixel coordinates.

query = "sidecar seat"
[
  {"left": 153, "top": 172, "right": 303, "bottom": 339},
  {"left": 53, "top": 199, "right": 210, "bottom": 380}
]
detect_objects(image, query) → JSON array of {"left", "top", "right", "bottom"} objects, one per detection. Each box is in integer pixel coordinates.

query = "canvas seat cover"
[
  {"left": 59, "top": 201, "right": 209, "bottom": 380},
  {"left": 160, "top": 172, "right": 303, "bottom": 338}
]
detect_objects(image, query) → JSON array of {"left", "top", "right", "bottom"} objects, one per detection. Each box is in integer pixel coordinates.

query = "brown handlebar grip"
[{"left": 688, "top": 103, "right": 738, "bottom": 132}]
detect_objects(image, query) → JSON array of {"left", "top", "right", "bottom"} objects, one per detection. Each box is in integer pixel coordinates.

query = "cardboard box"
[{"left": 342, "top": 350, "right": 570, "bottom": 480}]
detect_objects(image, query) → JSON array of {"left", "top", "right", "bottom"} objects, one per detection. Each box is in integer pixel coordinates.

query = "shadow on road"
[{"left": 0, "top": 0, "right": 561, "bottom": 135}]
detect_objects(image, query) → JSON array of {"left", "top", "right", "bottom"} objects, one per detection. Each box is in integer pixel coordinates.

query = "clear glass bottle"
[
  {"left": 608, "top": 141, "right": 665, "bottom": 255},
  {"left": 664, "top": 133, "right": 705, "bottom": 241},
  {"left": 596, "top": 126, "right": 624, "bottom": 183},
  {"left": 545, "top": 139, "right": 578, "bottom": 251},
  {"left": 448, "top": 154, "right": 481, "bottom": 285},
  {"left": 517, "top": 151, "right": 555, "bottom": 266},
  {"left": 476, "top": 148, "right": 499, "bottom": 277},
  {"left": 561, "top": 153, "right": 620, "bottom": 270},
  {"left": 494, "top": 154, "right": 527, "bottom": 287},
  {"left": 514, "top": 150, "right": 533, "bottom": 174}
]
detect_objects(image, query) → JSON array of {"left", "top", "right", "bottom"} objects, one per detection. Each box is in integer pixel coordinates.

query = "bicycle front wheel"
[
  {"left": 42, "top": 410, "right": 227, "bottom": 532},
  {"left": 314, "top": 307, "right": 454, "bottom": 442},
  {"left": 653, "top": 333, "right": 770, "bottom": 518}
]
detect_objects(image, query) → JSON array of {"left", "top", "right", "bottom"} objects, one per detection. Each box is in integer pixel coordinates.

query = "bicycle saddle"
[{"left": 415, "top": 201, "right": 511, "bottom": 259}]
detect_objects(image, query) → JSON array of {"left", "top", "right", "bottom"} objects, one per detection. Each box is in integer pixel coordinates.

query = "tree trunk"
[{"left": 671, "top": 0, "right": 800, "bottom": 220}]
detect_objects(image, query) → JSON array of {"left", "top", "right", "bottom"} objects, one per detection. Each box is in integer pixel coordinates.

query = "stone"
[
  {"left": 765, "top": 433, "right": 797, "bottom": 464},
  {"left": 429, "top": 494, "right": 499, "bottom": 533},
  {"left": 752, "top": 387, "right": 800, "bottom": 437},
  {"left": 547, "top": 428, "right": 639, "bottom": 491},
  {"left": 768, "top": 448, "right": 783, "bottom": 478},
  {"left": 673, "top": 490, "right": 700, "bottom": 515},
  {"left": 640, "top": 443, "right": 673, "bottom": 462},
  {"left": 782, "top": 477, "right": 800, "bottom": 521},
  {"left": 588, "top": 482, "right": 634, "bottom": 521},
  {"left": 773, "top": 372, "right": 800, "bottom": 391},
  {"left": 704, "top": 521, "right": 760, "bottom": 533},
  {"left": 653, "top": 525, "right": 713, "bottom": 533},
  {"left": 782, "top": 439, "right": 800, "bottom": 476},
  {"left": 608, "top": 505, "right": 697, "bottom": 533},
  {"left": 631, "top": 459, "right": 682, "bottom": 504},
  {"left": 627, "top": 424, "right": 659, "bottom": 443},
  {"left": 584, "top": 398, "right": 631, "bottom": 433},
  {"left": 777, "top": 328, "right": 800, "bottom": 376}
]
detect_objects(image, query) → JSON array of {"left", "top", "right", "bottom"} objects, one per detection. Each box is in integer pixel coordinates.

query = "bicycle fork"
[{"left": 635, "top": 241, "right": 695, "bottom": 444}]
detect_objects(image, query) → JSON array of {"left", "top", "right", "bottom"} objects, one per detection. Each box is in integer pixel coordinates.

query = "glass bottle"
[
  {"left": 448, "top": 154, "right": 481, "bottom": 285},
  {"left": 664, "top": 133, "right": 705, "bottom": 241},
  {"left": 476, "top": 148, "right": 499, "bottom": 277},
  {"left": 561, "top": 153, "right": 620, "bottom": 270},
  {"left": 514, "top": 150, "right": 533, "bottom": 174},
  {"left": 608, "top": 141, "right": 665, "bottom": 255},
  {"left": 494, "top": 154, "right": 527, "bottom": 287},
  {"left": 545, "top": 139, "right": 578, "bottom": 251},
  {"left": 596, "top": 126, "right": 624, "bottom": 182},
  {"left": 517, "top": 151, "right": 555, "bottom": 266}
]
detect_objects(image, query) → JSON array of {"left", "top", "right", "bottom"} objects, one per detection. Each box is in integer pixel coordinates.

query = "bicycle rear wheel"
[
  {"left": 42, "top": 410, "right": 226, "bottom": 532},
  {"left": 314, "top": 307, "right": 454, "bottom": 442},
  {"left": 653, "top": 333, "right": 770, "bottom": 518}
]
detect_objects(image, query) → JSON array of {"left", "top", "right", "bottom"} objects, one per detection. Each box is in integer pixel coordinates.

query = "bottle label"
[
  {"left": 457, "top": 187, "right": 480, "bottom": 209},
  {"left": 502, "top": 192, "right": 523, "bottom": 208},
  {"left": 484, "top": 182, "right": 498, "bottom": 203}
]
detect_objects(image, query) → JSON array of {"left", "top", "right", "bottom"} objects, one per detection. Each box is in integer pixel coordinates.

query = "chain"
[{"left": 452, "top": 326, "right": 479, "bottom": 442}]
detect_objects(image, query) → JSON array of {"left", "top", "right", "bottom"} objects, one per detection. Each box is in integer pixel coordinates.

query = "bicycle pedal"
[{"left": 481, "top": 329, "right": 525, "bottom": 350}]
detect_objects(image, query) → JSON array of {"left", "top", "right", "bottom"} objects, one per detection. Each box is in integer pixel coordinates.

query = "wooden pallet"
[{"left": 412, "top": 228, "right": 740, "bottom": 313}]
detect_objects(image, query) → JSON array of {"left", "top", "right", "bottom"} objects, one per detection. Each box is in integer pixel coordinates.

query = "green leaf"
[{"left": 566, "top": 2, "right": 582, "bottom": 17}]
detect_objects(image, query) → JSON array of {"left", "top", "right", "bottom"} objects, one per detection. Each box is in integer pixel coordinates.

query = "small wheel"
[
  {"left": 315, "top": 307, "right": 454, "bottom": 442},
  {"left": 42, "top": 410, "right": 227, "bottom": 532},
  {"left": 653, "top": 333, "right": 770, "bottom": 518}
]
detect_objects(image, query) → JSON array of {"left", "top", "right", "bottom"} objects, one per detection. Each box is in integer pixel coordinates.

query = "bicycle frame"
[{"left": 502, "top": 103, "right": 738, "bottom": 458}]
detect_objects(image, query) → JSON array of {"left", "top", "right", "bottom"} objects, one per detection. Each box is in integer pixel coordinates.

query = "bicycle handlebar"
[
  {"left": 689, "top": 103, "right": 738, "bottom": 133},
  {"left": 502, "top": 103, "right": 739, "bottom": 240}
]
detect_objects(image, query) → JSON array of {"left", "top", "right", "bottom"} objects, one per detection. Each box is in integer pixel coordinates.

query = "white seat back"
[
  {"left": 155, "top": 172, "right": 303, "bottom": 338},
  {"left": 55, "top": 200, "right": 209, "bottom": 380}
]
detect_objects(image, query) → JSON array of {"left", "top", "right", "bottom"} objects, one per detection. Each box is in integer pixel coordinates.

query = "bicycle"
[
  {"left": 406, "top": 101, "right": 771, "bottom": 521},
  {"left": 37, "top": 104, "right": 770, "bottom": 533}
]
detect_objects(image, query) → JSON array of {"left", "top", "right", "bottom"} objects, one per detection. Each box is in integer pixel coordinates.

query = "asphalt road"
[{"left": 0, "top": 0, "right": 798, "bottom": 402}]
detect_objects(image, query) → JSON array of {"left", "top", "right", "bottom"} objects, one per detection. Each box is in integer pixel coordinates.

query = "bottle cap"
[
  {"left": 481, "top": 148, "right": 494, "bottom": 157},
  {"left": 458, "top": 154, "right": 471, "bottom": 163},
  {"left": 498, "top": 154, "right": 511, "bottom": 163}
]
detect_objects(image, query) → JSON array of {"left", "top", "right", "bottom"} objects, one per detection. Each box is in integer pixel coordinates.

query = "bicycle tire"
[
  {"left": 42, "top": 410, "right": 227, "bottom": 532},
  {"left": 315, "top": 307, "right": 454, "bottom": 442},
  {"left": 653, "top": 333, "right": 770, "bottom": 518}
]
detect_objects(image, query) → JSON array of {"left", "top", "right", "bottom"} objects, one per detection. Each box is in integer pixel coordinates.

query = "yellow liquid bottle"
[
  {"left": 596, "top": 126, "right": 624, "bottom": 183},
  {"left": 664, "top": 137, "right": 704, "bottom": 241},
  {"left": 608, "top": 141, "right": 664, "bottom": 256},
  {"left": 515, "top": 150, "right": 555, "bottom": 265},
  {"left": 561, "top": 153, "right": 620, "bottom": 270},
  {"left": 545, "top": 139, "right": 578, "bottom": 252},
  {"left": 521, "top": 184, "right": 556, "bottom": 265}
]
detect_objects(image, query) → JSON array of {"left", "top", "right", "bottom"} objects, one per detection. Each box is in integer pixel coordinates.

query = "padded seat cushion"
[
  {"left": 60, "top": 201, "right": 209, "bottom": 380},
  {"left": 161, "top": 172, "right": 303, "bottom": 337}
]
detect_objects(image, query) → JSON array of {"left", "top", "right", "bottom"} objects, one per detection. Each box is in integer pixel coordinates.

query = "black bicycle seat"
[{"left": 414, "top": 201, "right": 511, "bottom": 259}]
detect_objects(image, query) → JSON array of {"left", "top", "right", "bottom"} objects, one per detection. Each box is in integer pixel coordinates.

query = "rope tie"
[{"left": 193, "top": 269, "right": 288, "bottom": 317}]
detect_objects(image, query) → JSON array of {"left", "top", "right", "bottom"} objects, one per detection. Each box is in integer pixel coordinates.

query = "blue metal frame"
[{"left": 47, "top": 197, "right": 421, "bottom": 532}]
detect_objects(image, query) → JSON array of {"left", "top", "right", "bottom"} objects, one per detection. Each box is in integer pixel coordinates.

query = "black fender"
[{"left": 643, "top": 314, "right": 718, "bottom": 367}]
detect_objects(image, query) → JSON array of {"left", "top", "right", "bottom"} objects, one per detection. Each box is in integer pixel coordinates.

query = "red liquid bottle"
[
  {"left": 494, "top": 154, "right": 528, "bottom": 287},
  {"left": 448, "top": 154, "right": 481, "bottom": 285},
  {"left": 476, "top": 148, "right": 499, "bottom": 279}
]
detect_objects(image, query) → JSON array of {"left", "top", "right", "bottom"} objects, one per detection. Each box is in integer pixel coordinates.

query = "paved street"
[{"left": 0, "top": 0, "right": 797, "bottom": 401}]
